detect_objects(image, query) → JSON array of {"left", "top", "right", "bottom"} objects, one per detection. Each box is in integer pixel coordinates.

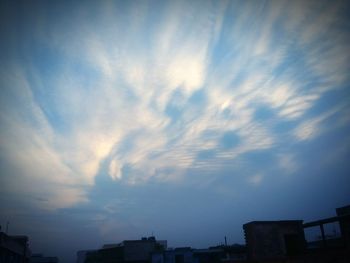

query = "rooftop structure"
[{"left": 243, "top": 220, "right": 306, "bottom": 261}]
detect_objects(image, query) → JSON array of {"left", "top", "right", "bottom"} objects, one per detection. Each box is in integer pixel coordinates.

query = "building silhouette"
[
  {"left": 29, "top": 254, "right": 58, "bottom": 263},
  {"left": 76, "top": 205, "right": 350, "bottom": 263},
  {"left": 243, "top": 205, "right": 350, "bottom": 262},
  {"left": 82, "top": 236, "right": 166, "bottom": 263},
  {"left": 0, "top": 231, "right": 31, "bottom": 263},
  {"left": 243, "top": 220, "right": 306, "bottom": 261},
  {"left": 0, "top": 228, "right": 60, "bottom": 263}
]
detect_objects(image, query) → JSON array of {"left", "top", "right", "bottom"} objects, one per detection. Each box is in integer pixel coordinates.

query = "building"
[
  {"left": 123, "top": 239, "right": 159, "bottom": 262},
  {"left": 211, "top": 244, "right": 246, "bottom": 262},
  {"left": 301, "top": 205, "right": 350, "bottom": 262},
  {"left": 76, "top": 250, "right": 97, "bottom": 263},
  {"left": 88, "top": 245, "right": 124, "bottom": 263},
  {"left": 163, "top": 247, "right": 194, "bottom": 263},
  {"left": 151, "top": 245, "right": 246, "bottom": 263},
  {"left": 30, "top": 254, "right": 58, "bottom": 263},
  {"left": 243, "top": 220, "right": 306, "bottom": 261},
  {"left": 193, "top": 248, "right": 223, "bottom": 263},
  {"left": 83, "top": 236, "right": 167, "bottom": 263},
  {"left": 336, "top": 204, "right": 350, "bottom": 247},
  {"left": 0, "top": 231, "right": 31, "bottom": 263}
]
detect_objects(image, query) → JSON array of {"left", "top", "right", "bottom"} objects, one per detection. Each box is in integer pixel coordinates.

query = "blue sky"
[{"left": 1, "top": 0, "right": 350, "bottom": 262}]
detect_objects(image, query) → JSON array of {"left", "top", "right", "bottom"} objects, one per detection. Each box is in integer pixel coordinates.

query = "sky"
[{"left": 0, "top": 0, "right": 350, "bottom": 262}]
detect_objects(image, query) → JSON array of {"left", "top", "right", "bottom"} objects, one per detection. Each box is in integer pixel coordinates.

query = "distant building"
[
  {"left": 151, "top": 245, "right": 246, "bottom": 263},
  {"left": 30, "top": 253, "right": 58, "bottom": 263},
  {"left": 84, "top": 236, "right": 167, "bottom": 263},
  {"left": 76, "top": 250, "right": 96, "bottom": 263},
  {"left": 89, "top": 245, "right": 123, "bottom": 263},
  {"left": 0, "top": 231, "right": 31, "bottom": 263},
  {"left": 193, "top": 248, "right": 223, "bottom": 263},
  {"left": 211, "top": 244, "right": 246, "bottom": 262},
  {"left": 123, "top": 238, "right": 164, "bottom": 262},
  {"left": 163, "top": 247, "right": 194, "bottom": 263},
  {"left": 243, "top": 220, "right": 306, "bottom": 261}
]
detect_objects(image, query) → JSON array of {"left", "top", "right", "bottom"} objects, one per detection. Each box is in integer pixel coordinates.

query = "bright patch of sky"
[{"left": 1, "top": 1, "right": 350, "bottom": 262}]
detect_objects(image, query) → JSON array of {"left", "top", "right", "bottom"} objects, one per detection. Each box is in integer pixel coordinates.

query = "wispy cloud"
[
  {"left": 0, "top": 66, "right": 87, "bottom": 209},
  {"left": 1, "top": 0, "right": 349, "bottom": 211},
  {"left": 293, "top": 104, "right": 348, "bottom": 141}
]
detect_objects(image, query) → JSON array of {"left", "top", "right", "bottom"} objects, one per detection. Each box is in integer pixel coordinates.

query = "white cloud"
[
  {"left": 109, "top": 159, "right": 122, "bottom": 181},
  {"left": 293, "top": 106, "right": 343, "bottom": 141},
  {"left": 0, "top": 67, "right": 88, "bottom": 209},
  {"left": 165, "top": 53, "right": 206, "bottom": 95},
  {"left": 269, "top": 84, "right": 295, "bottom": 108},
  {"left": 1, "top": 0, "right": 349, "bottom": 210},
  {"left": 293, "top": 118, "right": 321, "bottom": 141}
]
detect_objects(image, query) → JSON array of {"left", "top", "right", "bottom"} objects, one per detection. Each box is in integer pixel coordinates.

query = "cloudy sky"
[{"left": 1, "top": 0, "right": 350, "bottom": 262}]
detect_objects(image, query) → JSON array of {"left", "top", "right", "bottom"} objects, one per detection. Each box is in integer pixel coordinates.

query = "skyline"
[{"left": 1, "top": 0, "right": 350, "bottom": 262}]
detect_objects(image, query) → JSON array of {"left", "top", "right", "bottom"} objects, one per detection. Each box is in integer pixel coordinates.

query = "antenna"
[{"left": 225, "top": 236, "right": 227, "bottom": 246}]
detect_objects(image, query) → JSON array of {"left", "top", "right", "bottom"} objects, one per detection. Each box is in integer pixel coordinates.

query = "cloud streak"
[{"left": 1, "top": 0, "right": 349, "bottom": 211}]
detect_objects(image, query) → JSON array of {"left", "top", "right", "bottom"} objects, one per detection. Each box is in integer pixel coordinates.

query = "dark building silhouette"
[
  {"left": 243, "top": 220, "right": 306, "bottom": 261},
  {"left": 301, "top": 205, "right": 350, "bottom": 262},
  {"left": 193, "top": 247, "right": 225, "bottom": 263},
  {"left": 0, "top": 231, "right": 31, "bottom": 263},
  {"left": 336, "top": 205, "right": 350, "bottom": 247},
  {"left": 30, "top": 254, "right": 58, "bottom": 263},
  {"left": 159, "top": 247, "right": 193, "bottom": 263},
  {"left": 151, "top": 245, "right": 246, "bottom": 263},
  {"left": 76, "top": 250, "right": 97, "bottom": 263},
  {"left": 76, "top": 205, "right": 350, "bottom": 263},
  {"left": 82, "top": 236, "right": 167, "bottom": 263},
  {"left": 80, "top": 240, "right": 245, "bottom": 263},
  {"left": 242, "top": 205, "right": 350, "bottom": 262}
]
